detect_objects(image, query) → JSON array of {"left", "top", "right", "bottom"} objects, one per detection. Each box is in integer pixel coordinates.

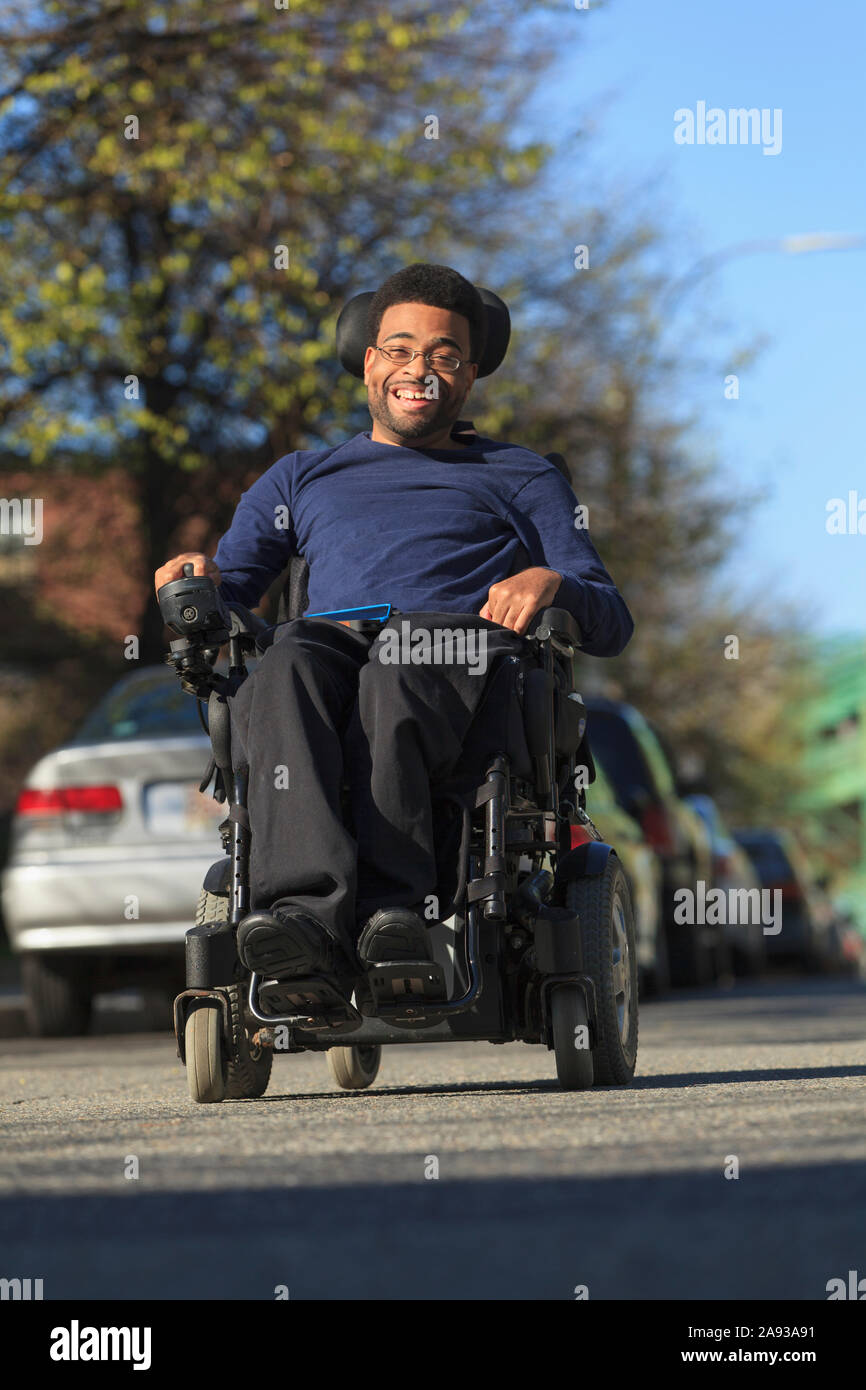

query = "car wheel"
[
  {"left": 666, "top": 919, "right": 716, "bottom": 988},
  {"left": 22, "top": 954, "right": 93, "bottom": 1037},
  {"left": 642, "top": 919, "right": 670, "bottom": 998}
]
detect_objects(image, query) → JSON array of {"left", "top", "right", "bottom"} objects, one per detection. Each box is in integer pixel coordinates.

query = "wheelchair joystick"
[
  {"left": 158, "top": 562, "right": 233, "bottom": 646},
  {"left": 157, "top": 561, "right": 235, "bottom": 697}
]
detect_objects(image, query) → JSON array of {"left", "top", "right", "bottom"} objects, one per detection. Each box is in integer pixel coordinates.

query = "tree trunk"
[{"left": 138, "top": 447, "right": 178, "bottom": 665}]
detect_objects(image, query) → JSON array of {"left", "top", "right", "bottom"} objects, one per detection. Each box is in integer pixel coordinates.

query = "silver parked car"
[{"left": 1, "top": 665, "right": 224, "bottom": 1035}]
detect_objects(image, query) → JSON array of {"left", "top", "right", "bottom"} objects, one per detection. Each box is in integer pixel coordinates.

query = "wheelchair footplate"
[
  {"left": 363, "top": 959, "right": 449, "bottom": 1014},
  {"left": 250, "top": 972, "right": 362, "bottom": 1033}
]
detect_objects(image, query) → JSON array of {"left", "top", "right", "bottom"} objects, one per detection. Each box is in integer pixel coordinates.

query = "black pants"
[{"left": 228, "top": 612, "right": 531, "bottom": 956}]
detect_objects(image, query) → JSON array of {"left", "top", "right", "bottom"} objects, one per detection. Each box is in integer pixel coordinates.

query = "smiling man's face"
[{"left": 363, "top": 302, "right": 479, "bottom": 450}]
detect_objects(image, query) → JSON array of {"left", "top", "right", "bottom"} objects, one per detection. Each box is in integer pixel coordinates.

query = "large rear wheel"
[
  {"left": 225, "top": 980, "right": 273, "bottom": 1098},
  {"left": 193, "top": 889, "right": 273, "bottom": 1100},
  {"left": 564, "top": 856, "right": 638, "bottom": 1085}
]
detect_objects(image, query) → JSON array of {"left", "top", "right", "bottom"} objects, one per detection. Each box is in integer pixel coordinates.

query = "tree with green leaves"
[
  {"left": 0, "top": 0, "right": 809, "bottom": 836},
  {"left": 0, "top": 0, "right": 557, "bottom": 659}
]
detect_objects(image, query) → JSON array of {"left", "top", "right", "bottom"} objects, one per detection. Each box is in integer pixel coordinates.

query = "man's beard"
[{"left": 369, "top": 381, "right": 463, "bottom": 441}]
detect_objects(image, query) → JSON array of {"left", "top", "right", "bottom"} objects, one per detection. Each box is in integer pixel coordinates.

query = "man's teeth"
[{"left": 394, "top": 389, "right": 428, "bottom": 399}]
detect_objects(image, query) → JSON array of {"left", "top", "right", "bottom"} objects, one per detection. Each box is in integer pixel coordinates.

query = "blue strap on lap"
[{"left": 303, "top": 603, "right": 393, "bottom": 623}]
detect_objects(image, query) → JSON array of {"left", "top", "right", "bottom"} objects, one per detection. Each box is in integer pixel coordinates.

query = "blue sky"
[{"left": 523, "top": 0, "right": 865, "bottom": 636}]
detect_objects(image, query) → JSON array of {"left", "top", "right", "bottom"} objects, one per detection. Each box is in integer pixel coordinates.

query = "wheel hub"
[{"left": 611, "top": 890, "right": 633, "bottom": 1044}]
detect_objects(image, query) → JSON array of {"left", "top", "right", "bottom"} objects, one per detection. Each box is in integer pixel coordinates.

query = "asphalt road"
[{"left": 1, "top": 976, "right": 865, "bottom": 1300}]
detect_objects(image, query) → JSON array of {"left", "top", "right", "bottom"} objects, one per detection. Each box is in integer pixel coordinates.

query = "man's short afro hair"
[{"left": 366, "top": 263, "right": 487, "bottom": 365}]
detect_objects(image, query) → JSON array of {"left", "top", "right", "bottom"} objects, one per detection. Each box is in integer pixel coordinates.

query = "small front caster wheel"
[
  {"left": 327, "top": 1044, "right": 382, "bottom": 1090},
  {"left": 551, "top": 985, "right": 595, "bottom": 1091},
  {"left": 185, "top": 999, "right": 226, "bottom": 1104}
]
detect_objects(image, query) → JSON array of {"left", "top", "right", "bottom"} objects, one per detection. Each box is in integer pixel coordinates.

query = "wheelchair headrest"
[{"left": 336, "top": 285, "right": 510, "bottom": 379}]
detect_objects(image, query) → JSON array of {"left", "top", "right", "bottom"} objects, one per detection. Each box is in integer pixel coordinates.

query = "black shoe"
[
  {"left": 237, "top": 908, "right": 356, "bottom": 981},
  {"left": 356, "top": 908, "right": 435, "bottom": 967}
]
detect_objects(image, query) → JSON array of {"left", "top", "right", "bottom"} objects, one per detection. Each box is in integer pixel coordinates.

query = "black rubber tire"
[
  {"left": 642, "top": 920, "right": 670, "bottom": 999},
  {"left": 139, "top": 987, "right": 178, "bottom": 1032},
  {"left": 666, "top": 919, "right": 716, "bottom": 988},
  {"left": 22, "top": 954, "right": 92, "bottom": 1037},
  {"left": 731, "top": 942, "right": 765, "bottom": 979},
  {"left": 195, "top": 890, "right": 273, "bottom": 1100},
  {"left": 564, "top": 857, "right": 639, "bottom": 1085},
  {"left": 225, "top": 980, "right": 273, "bottom": 1099},
  {"left": 195, "top": 887, "right": 230, "bottom": 930},
  {"left": 185, "top": 999, "right": 226, "bottom": 1103},
  {"left": 713, "top": 936, "right": 735, "bottom": 984},
  {"left": 327, "top": 1044, "right": 382, "bottom": 1090},
  {"left": 551, "top": 985, "right": 594, "bottom": 1090}
]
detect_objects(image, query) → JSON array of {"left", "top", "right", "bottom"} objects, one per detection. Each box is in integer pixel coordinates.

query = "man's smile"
[{"left": 388, "top": 383, "right": 438, "bottom": 411}]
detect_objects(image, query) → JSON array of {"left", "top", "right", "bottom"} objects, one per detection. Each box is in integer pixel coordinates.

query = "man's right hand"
[{"left": 154, "top": 553, "right": 221, "bottom": 596}]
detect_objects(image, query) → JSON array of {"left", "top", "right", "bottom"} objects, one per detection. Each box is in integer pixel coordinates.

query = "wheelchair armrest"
[
  {"left": 227, "top": 603, "right": 276, "bottom": 652},
  {"left": 530, "top": 607, "right": 582, "bottom": 655}
]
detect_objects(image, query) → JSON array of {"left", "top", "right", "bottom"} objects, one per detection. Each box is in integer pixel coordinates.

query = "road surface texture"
[{"left": 1, "top": 977, "right": 864, "bottom": 1300}]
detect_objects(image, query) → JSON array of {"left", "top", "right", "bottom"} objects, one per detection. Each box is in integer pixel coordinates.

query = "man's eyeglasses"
[{"left": 373, "top": 345, "right": 466, "bottom": 373}]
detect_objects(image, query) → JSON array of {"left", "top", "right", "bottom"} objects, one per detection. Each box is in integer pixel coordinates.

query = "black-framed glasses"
[{"left": 373, "top": 345, "right": 466, "bottom": 372}]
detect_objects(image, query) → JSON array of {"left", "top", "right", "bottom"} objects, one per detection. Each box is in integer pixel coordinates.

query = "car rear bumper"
[
  {"left": 9, "top": 922, "right": 193, "bottom": 953},
  {"left": 1, "top": 850, "right": 217, "bottom": 954}
]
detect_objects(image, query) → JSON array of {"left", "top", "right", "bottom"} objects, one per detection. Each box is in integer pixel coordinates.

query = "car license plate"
[{"left": 144, "top": 781, "right": 224, "bottom": 836}]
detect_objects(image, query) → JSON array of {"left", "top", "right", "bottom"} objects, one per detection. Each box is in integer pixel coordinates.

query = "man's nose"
[{"left": 405, "top": 352, "right": 430, "bottom": 380}]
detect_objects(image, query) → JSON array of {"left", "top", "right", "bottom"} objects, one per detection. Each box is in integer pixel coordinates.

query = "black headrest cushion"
[{"left": 336, "top": 285, "right": 510, "bottom": 380}]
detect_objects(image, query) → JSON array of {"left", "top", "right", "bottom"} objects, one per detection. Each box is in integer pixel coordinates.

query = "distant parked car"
[
  {"left": 583, "top": 697, "right": 717, "bottom": 986},
  {"left": 828, "top": 909, "right": 864, "bottom": 977},
  {"left": 584, "top": 759, "right": 667, "bottom": 996},
  {"left": 1, "top": 666, "right": 222, "bottom": 1035},
  {"left": 685, "top": 795, "right": 766, "bottom": 977},
  {"left": 732, "top": 828, "right": 837, "bottom": 972}
]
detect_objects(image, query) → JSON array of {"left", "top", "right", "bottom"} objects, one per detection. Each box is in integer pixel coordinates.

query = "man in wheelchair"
[{"left": 154, "top": 263, "right": 633, "bottom": 1027}]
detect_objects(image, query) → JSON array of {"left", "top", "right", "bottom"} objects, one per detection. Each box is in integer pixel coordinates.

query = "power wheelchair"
[{"left": 157, "top": 283, "right": 639, "bottom": 1102}]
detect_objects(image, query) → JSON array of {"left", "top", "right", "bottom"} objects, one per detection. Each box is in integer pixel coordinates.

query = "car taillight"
[
  {"left": 16, "top": 785, "right": 123, "bottom": 816},
  {"left": 764, "top": 879, "right": 803, "bottom": 901},
  {"left": 640, "top": 804, "right": 677, "bottom": 856},
  {"left": 570, "top": 823, "right": 594, "bottom": 849}
]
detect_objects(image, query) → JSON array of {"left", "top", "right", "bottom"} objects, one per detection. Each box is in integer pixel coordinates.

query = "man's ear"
[{"left": 362, "top": 345, "right": 375, "bottom": 382}]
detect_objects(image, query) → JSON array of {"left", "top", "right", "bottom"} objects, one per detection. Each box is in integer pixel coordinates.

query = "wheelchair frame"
[
  {"left": 157, "top": 267, "right": 639, "bottom": 1096},
  {"left": 160, "top": 582, "right": 636, "bottom": 1094}
]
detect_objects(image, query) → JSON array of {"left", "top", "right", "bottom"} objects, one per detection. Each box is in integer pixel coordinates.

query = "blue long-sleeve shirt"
[{"left": 214, "top": 429, "right": 633, "bottom": 657}]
